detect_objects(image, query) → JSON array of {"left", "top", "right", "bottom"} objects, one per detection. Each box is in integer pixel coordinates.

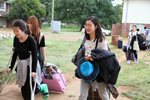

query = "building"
[
  {"left": 121, "top": 0, "right": 150, "bottom": 37},
  {"left": 0, "top": 0, "right": 11, "bottom": 28},
  {"left": 0, "top": 0, "right": 45, "bottom": 28}
]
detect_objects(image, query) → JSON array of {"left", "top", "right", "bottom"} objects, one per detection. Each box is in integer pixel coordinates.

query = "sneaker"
[
  {"left": 136, "top": 59, "right": 138, "bottom": 63},
  {"left": 127, "top": 60, "right": 131, "bottom": 64},
  {"left": 40, "top": 84, "right": 49, "bottom": 100}
]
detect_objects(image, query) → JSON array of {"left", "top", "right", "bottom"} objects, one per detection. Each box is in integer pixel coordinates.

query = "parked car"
[
  {"left": 101, "top": 28, "right": 111, "bottom": 36},
  {"left": 81, "top": 28, "right": 111, "bottom": 36}
]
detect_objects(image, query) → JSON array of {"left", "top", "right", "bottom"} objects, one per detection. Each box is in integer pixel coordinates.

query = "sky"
[{"left": 112, "top": 0, "right": 123, "bottom": 6}]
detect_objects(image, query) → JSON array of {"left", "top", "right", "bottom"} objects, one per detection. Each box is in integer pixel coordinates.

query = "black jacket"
[
  {"left": 91, "top": 49, "right": 121, "bottom": 85},
  {"left": 130, "top": 34, "right": 146, "bottom": 50}
]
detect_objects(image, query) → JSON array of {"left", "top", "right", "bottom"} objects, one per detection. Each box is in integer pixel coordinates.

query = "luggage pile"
[{"left": 42, "top": 63, "right": 67, "bottom": 93}]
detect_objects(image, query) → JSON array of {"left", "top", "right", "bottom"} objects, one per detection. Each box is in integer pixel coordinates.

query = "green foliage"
[
  {"left": 117, "top": 51, "right": 150, "bottom": 100},
  {"left": 114, "top": 4, "right": 123, "bottom": 24},
  {"left": 39, "top": 0, "right": 51, "bottom": 17},
  {"left": 8, "top": 0, "right": 46, "bottom": 21},
  {"left": 46, "top": 0, "right": 121, "bottom": 29}
]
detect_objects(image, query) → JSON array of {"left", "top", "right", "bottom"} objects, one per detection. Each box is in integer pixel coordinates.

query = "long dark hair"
[
  {"left": 12, "top": 19, "right": 30, "bottom": 35},
  {"left": 85, "top": 16, "right": 105, "bottom": 42}
]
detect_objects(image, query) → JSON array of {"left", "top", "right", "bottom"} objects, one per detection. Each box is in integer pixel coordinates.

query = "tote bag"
[{"left": 133, "top": 35, "right": 140, "bottom": 51}]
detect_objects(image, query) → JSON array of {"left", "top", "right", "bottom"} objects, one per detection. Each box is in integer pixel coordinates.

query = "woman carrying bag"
[
  {"left": 127, "top": 25, "right": 139, "bottom": 64},
  {"left": 27, "top": 16, "right": 46, "bottom": 71},
  {"left": 77, "top": 16, "right": 109, "bottom": 100}
]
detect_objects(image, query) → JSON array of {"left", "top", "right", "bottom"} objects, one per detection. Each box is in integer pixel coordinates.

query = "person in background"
[
  {"left": 144, "top": 26, "right": 148, "bottom": 36},
  {"left": 127, "top": 25, "right": 138, "bottom": 64},
  {"left": 27, "top": 16, "right": 46, "bottom": 71},
  {"left": 136, "top": 28, "right": 140, "bottom": 34}
]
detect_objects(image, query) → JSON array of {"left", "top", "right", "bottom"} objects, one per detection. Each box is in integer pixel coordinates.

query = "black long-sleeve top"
[{"left": 10, "top": 35, "right": 37, "bottom": 72}]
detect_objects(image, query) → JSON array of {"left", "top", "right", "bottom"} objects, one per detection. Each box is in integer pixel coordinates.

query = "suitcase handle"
[
  {"left": 56, "top": 72, "right": 67, "bottom": 86},
  {"left": 43, "top": 70, "right": 53, "bottom": 80}
]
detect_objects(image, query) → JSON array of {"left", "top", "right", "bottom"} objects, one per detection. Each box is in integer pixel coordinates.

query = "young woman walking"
[{"left": 78, "top": 16, "right": 109, "bottom": 100}]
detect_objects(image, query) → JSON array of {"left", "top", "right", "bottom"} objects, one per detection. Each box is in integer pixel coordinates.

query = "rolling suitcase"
[
  {"left": 118, "top": 40, "right": 123, "bottom": 48},
  {"left": 42, "top": 69, "right": 67, "bottom": 93}
]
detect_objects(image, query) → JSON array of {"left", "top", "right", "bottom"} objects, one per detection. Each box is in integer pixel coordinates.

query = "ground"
[{"left": 0, "top": 29, "right": 149, "bottom": 100}]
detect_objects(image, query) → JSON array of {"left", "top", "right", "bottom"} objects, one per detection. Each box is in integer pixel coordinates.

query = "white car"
[
  {"left": 81, "top": 28, "right": 111, "bottom": 36},
  {"left": 101, "top": 28, "right": 111, "bottom": 36}
]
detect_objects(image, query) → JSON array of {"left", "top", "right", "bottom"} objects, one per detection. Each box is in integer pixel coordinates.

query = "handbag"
[
  {"left": 71, "top": 36, "right": 86, "bottom": 66},
  {"left": 72, "top": 37, "right": 98, "bottom": 78},
  {"left": 133, "top": 34, "right": 140, "bottom": 51}
]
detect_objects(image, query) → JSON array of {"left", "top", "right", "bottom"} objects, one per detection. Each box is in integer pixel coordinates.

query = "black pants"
[
  {"left": 127, "top": 49, "right": 138, "bottom": 60},
  {"left": 21, "top": 67, "right": 40, "bottom": 100}
]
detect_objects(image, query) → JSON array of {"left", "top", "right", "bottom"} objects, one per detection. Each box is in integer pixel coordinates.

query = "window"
[{"left": 0, "top": 1, "right": 4, "bottom": 9}]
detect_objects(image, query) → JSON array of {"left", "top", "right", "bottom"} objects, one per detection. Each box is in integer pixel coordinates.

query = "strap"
[
  {"left": 136, "top": 33, "right": 138, "bottom": 41},
  {"left": 80, "top": 36, "right": 86, "bottom": 48},
  {"left": 95, "top": 38, "right": 98, "bottom": 49},
  {"left": 39, "top": 32, "right": 44, "bottom": 45}
]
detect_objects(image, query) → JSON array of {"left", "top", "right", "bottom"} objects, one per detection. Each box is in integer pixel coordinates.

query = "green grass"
[
  {"left": 45, "top": 38, "right": 82, "bottom": 73},
  {"left": 1, "top": 28, "right": 150, "bottom": 100},
  {"left": 41, "top": 24, "right": 80, "bottom": 35},
  {"left": 116, "top": 51, "right": 150, "bottom": 100},
  {"left": 0, "top": 38, "right": 13, "bottom": 70}
]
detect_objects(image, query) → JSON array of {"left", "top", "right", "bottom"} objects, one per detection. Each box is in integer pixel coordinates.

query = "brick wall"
[
  {"left": 111, "top": 24, "right": 122, "bottom": 47},
  {"left": 112, "top": 24, "right": 122, "bottom": 35},
  {"left": 145, "top": 24, "right": 150, "bottom": 29},
  {"left": 121, "top": 23, "right": 130, "bottom": 38}
]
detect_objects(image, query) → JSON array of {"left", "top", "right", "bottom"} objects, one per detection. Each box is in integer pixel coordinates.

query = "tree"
[
  {"left": 8, "top": 0, "right": 46, "bottom": 21},
  {"left": 40, "top": 0, "right": 50, "bottom": 17},
  {"left": 114, "top": 4, "right": 123, "bottom": 24},
  {"left": 47, "top": 0, "right": 120, "bottom": 29}
]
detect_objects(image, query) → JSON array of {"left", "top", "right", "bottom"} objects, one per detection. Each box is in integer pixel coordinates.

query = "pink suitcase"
[{"left": 42, "top": 69, "right": 67, "bottom": 93}]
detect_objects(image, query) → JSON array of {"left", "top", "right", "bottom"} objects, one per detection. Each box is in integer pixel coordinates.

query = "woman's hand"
[
  {"left": 43, "top": 60, "right": 46, "bottom": 68},
  {"left": 89, "top": 56, "right": 94, "bottom": 61},
  {"left": 32, "top": 72, "right": 36, "bottom": 78},
  {"left": 6, "top": 68, "right": 11, "bottom": 74}
]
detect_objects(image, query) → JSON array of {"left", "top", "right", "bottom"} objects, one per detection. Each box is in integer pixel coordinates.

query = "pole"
[
  {"left": 124, "top": 0, "right": 129, "bottom": 37},
  {"left": 51, "top": 0, "right": 54, "bottom": 34}
]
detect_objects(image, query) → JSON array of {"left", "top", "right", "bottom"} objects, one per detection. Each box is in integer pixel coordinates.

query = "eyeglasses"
[{"left": 84, "top": 25, "right": 93, "bottom": 28}]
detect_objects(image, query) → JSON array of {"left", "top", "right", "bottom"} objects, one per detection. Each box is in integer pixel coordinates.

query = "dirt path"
[{"left": 0, "top": 34, "right": 148, "bottom": 100}]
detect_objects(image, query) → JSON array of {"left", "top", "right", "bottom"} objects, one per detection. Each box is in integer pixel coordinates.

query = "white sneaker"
[
  {"left": 136, "top": 59, "right": 138, "bottom": 63},
  {"left": 127, "top": 60, "right": 131, "bottom": 64}
]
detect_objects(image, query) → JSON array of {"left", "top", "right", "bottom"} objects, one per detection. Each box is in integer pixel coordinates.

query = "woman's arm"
[
  {"left": 99, "top": 39, "right": 108, "bottom": 50},
  {"left": 9, "top": 37, "right": 17, "bottom": 71},
  {"left": 30, "top": 36, "right": 37, "bottom": 73},
  {"left": 9, "top": 51, "right": 17, "bottom": 71},
  {"left": 40, "top": 35, "right": 46, "bottom": 67},
  {"left": 40, "top": 47, "right": 46, "bottom": 67}
]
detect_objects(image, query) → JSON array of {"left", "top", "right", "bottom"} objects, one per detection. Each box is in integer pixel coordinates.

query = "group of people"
[
  {"left": 126, "top": 25, "right": 150, "bottom": 64},
  {"left": 7, "top": 16, "right": 48, "bottom": 100},
  {"left": 6, "top": 15, "right": 121, "bottom": 100}
]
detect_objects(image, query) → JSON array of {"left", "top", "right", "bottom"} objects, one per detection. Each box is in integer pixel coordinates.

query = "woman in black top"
[
  {"left": 27, "top": 16, "right": 46, "bottom": 70},
  {"left": 7, "top": 19, "right": 49, "bottom": 100}
]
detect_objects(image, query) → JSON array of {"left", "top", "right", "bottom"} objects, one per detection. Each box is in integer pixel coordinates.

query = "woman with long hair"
[
  {"left": 78, "top": 16, "right": 109, "bottom": 100},
  {"left": 27, "top": 16, "right": 46, "bottom": 70}
]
